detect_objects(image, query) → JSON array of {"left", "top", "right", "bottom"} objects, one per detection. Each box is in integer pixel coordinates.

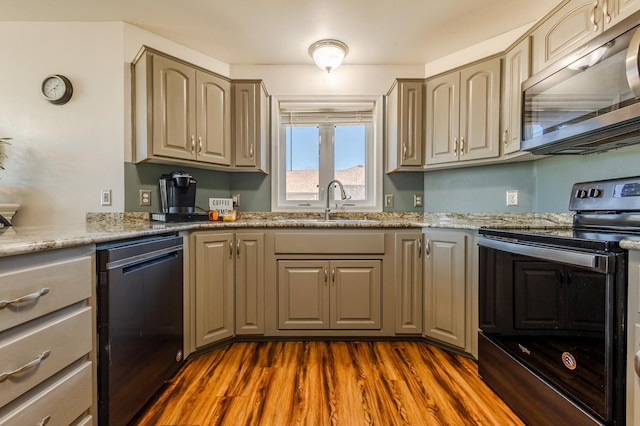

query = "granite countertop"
[{"left": 0, "top": 212, "right": 575, "bottom": 258}]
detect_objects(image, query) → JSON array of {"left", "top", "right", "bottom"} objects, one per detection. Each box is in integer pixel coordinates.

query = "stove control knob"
[
  {"left": 575, "top": 189, "right": 588, "bottom": 199},
  {"left": 588, "top": 188, "right": 602, "bottom": 198}
]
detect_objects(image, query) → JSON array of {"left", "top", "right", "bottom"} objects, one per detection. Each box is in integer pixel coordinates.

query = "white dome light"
[{"left": 308, "top": 39, "right": 349, "bottom": 73}]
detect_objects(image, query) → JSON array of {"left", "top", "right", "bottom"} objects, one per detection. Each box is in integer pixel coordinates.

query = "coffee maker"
[{"left": 159, "top": 171, "right": 197, "bottom": 213}]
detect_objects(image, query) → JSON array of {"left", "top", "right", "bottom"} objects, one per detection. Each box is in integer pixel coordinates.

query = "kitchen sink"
[{"left": 276, "top": 219, "right": 380, "bottom": 224}]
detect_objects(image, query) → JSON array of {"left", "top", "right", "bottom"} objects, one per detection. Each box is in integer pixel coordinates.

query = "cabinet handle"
[
  {"left": 635, "top": 350, "right": 640, "bottom": 377},
  {"left": 460, "top": 137, "right": 465, "bottom": 156},
  {"left": 229, "top": 241, "right": 233, "bottom": 258},
  {"left": 249, "top": 143, "right": 254, "bottom": 159},
  {"left": 0, "top": 288, "right": 49, "bottom": 309},
  {"left": 198, "top": 136, "right": 203, "bottom": 154},
  {"left": 236, "top": 239, "right": 240, "bottom": 258},
  {"left": 418, "top": 239, "right": 422, "bottom": 258},
  {"left": 37, "top": 416, "right": 51, "bottom": 426},
  {"left": 190, "top": 135, "right": 196, "bottom": 153},
  {"left": 603, "top": 0, "right": 611, "bottom": 23},
  {"left": 453, "top": 138, "right": 458, "bottom": 155},
  {"left": 425, "top": 239, "right": 431, "bottom": 257},
  {"left": 332, "top": 267, "right": 336, "bottom": 284},
  {"left": 324, "top": 267, "right": 328, "bottom": 284},
  {"left": 503, "top": 129, "right": 509, "bottom": 145},
  {"left": 0, "top": 350, "right": 51, "bottom": 382},
  {"left": 402, "top": 143, "right": 408, "bottom": 159},
  {"left": 591, "top": 0, "right": 600, "bottom": 32}
]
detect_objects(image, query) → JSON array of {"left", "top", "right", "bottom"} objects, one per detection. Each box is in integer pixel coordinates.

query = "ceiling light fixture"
[{"left": 308, "top": 39, "right": 349, "bottom": 73}]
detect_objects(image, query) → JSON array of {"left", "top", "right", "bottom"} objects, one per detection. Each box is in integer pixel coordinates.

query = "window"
[{"left": 272, "top": 99, "right": 382, "bottom": 212}]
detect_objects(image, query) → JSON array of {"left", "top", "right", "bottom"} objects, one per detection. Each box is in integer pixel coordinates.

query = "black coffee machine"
[{"left": 159, "top": 171, "right": 197, "bottom": 214}]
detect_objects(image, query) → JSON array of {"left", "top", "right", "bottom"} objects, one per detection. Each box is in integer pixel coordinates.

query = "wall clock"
[{"left": 41, "top": 74, "right": 73, "bottom": 105}]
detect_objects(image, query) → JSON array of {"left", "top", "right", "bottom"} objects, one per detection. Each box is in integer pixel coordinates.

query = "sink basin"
[{"left": 277, "top": 219, "right": 379, "bottom": 224}]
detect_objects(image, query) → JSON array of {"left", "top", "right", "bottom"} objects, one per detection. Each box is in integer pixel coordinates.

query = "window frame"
[{"left": 271, "top": 96, "right": 383, "bottom": 213}]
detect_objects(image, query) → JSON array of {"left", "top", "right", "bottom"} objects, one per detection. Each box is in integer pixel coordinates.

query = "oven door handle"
[{"left": 478, "top": 236, "right": 612, "bottom": 273}]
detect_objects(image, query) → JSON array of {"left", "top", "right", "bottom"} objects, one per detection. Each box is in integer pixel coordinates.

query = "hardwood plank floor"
[{"left": 133, "top": 341, "right": 524, "bottom": 426}]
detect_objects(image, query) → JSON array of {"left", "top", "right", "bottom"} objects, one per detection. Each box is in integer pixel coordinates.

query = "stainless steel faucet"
[{"left": 324, "top": 179, "right": 348, "bottom": 220}]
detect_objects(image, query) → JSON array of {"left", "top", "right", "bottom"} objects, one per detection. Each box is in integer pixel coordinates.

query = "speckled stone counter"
[{"left": 0, "top": 212, "right": 575, "bottom": 258}]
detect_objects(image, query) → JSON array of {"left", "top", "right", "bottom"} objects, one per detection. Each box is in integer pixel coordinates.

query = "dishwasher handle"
[{"left": 105, "top": 245, "right": 183, "bottom": 270}]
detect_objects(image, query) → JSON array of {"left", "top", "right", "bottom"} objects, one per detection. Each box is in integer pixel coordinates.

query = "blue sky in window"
[{"left": 286, "top": 125, "right": 365, "bottom": 170}]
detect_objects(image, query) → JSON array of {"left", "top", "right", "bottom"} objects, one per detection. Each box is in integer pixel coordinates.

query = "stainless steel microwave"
[{"left": 522, "top": 13, "right": 640, "bottom": 155}]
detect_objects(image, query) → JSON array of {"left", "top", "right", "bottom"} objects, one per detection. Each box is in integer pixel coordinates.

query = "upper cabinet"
[
  {"left": 502, "top": 37, "right": 531, "bottom": 155},
  {"left": 532, "top": 0, "right": 640, "bottom": 74},
  {"left": 386, "top": 79, "right": 424, "bottom": 172},
  {"left": 425, "top": 57, "right": 501, "bottom": 166},
  {"left": 233, "top": 81, "right": 270, "bottom": 173},
  {"left": 133, "top": 47, "right": 269, "bottom": 173}
]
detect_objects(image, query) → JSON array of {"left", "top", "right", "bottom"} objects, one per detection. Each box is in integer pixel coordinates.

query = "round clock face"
[{"left": 41, "top": 74, "right": 73, "bottom": 105}]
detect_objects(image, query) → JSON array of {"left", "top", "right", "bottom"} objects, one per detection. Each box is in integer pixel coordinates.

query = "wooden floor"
[{"left": 133, "top": 341, "right": 525, "bottom": 426}]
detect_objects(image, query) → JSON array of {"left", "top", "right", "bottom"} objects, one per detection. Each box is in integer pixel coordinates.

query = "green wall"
[
  {"left": 423, "top": 144, "right": 640, "bottom": 213},
  {"left": 125, "top": 162, "right": 422, "bottom": 212}
]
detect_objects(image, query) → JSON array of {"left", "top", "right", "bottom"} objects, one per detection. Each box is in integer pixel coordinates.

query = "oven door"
[{"left": 478, "top": 235, "right": 625, "bottom": 425}]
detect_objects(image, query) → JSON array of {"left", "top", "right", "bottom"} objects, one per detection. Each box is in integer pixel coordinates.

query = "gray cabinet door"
[
  {"left": 278, "top": 261, "right": 330, "bottom": 329},
  {"left": 194, "top": 232, "right": 234, "bottom": 347},
  {"left": 196, "top": 70, "right": 231, "bottom": 165},
  {"left": 423, "top": 230, "right": 467, "bottom": 349},
  {"left": 330, "top": 260, "right": 381, "bottom": 330},
  {"left": 459, "top": 58, "right": 501, "bottom": 162},
  {"left": 426, "top": 72, "right": 460, "bottom": 165},
  {"left": 235, "top": 232, "right": 265, "bottom": 335},
  {"left": 152, "top": 54, "right": 196, "bottom": 161},
  {"left": 386, "top": 79, "right": 425, "bottom": 171},
  {"left": 233, "top": 81, "right": 269, "bottom": 171},
  {"left": 394, "top": 233, "right": 423, "bottom": 334},
  {"left": 502, "top": 37, "right": 531, "bottom": 155}
]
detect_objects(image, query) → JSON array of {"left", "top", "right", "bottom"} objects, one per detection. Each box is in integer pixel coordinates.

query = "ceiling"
[{"left": 0, "top": 0, "right": 561, "bottom": 66}]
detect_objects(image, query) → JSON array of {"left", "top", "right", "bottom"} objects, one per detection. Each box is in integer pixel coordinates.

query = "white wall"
[{"left": 0, "top": 22, "right": 126, "bottom": 226}]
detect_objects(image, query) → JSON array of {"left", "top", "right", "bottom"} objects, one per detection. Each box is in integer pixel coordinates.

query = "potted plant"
[{"left": 0, "top": 137, "right": 10, "bottom": 170}]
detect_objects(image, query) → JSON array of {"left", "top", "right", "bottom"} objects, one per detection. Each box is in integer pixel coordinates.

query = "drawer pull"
[
  {"left": 38, "top": 416, "right": 51, "bottom": 426},
  {"left": 0, "top": 288, "right": 50, "bottom": 309},
  {"left": 0, "top": 350, "right": 51, "bottom": 382}
]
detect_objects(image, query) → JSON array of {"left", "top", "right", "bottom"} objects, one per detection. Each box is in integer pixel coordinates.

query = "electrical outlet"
[
  {"left": 506, "top": 190, "right": 519, "bottom": 206},
  {"left": 413, "top": 194, "right": 423, "bottom": 207},
  {"left": 139, "top": 189, "right": 152, "bottom": 206},
  {"left": 101, "top": 189, "right": 112, "bottom": 206},
  {"left": 385, "top": 194, "right": 394, "bottom": 208},
  {"left": 232, "top": 193, "right": 240, "bottom": 207}
]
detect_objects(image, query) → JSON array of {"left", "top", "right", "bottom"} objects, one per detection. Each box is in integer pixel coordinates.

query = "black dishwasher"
[{"left": 96, "top": 234, "right": 184, "bottom": 426}]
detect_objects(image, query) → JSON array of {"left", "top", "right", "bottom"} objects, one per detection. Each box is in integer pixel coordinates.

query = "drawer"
[
  {"left": 0, "top": 361, "right": 92, "bottom": 426},
  {"left": 0, "top": 307, "right": 92, "bottom": 408},
  {"left": 0, "top": 255, "right": 92, "bottom": 333},
  {"left": 274, "top": 232, "right": 385, "bottom": 254}
]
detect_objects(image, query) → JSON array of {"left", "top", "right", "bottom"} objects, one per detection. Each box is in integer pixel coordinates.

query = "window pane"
[
  {"left": 334, "top": 125, "right": 366, "bottom": 201},
  {"left": 285, "top": 126, "right": 319, "bottom": 200}
]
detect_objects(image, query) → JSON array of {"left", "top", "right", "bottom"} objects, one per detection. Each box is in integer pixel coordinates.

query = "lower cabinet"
[
  {"left": 0, "top": 246, "right": 95, "bottom": 425},
  {"left": 235, "top": 232, "right": 265, "bottom": 335},
  {"left": 423, "top": 229, "right": 468, "bottom": 350},
  {"left": 193, "top": 232, "right": 235, "bottom": 348},
  {"left": 394, "top": 232, "right": 423, "bottom": 334},
  {"left": 277, "top": 260, "right": 381, "bottom": 330}
]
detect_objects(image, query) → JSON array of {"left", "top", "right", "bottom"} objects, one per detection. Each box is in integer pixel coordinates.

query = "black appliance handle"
[
  {"left": 105, "top": 245, "right": 182, "bottom": 270},
  {"left": 478, "top": 236, "right": 612, "bottom": 273}
]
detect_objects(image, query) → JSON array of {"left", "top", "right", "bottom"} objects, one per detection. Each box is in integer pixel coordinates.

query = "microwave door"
[{"left": 522, "top": 22, "right": 640, "bottom": 155}]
